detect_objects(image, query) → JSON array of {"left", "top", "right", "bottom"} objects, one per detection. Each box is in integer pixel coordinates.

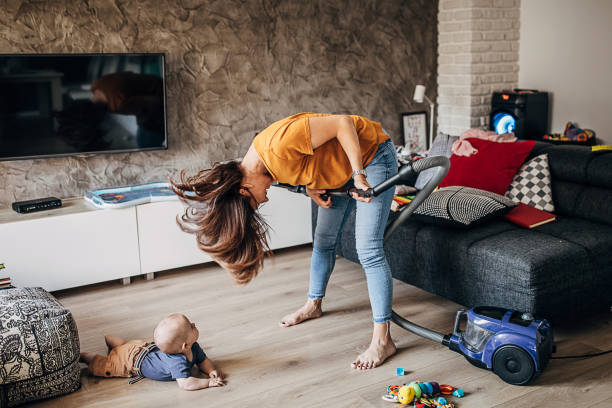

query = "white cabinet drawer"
[{"left": 0, "top": 206, "right": 140, "bottom": 291}]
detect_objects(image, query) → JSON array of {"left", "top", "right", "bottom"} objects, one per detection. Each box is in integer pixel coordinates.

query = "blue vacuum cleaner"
[{"left": 276, "top": 156, "right": 555, "bottom": 385}]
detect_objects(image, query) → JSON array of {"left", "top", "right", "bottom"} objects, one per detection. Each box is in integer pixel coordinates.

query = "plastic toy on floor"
[{"left": 382, "top": 381, "right": 464, "bottom": 407}]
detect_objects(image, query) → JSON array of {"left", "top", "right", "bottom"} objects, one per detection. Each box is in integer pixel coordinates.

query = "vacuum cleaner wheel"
[{"left": 492, "top": 345, "right": 536, "bottom": 385}]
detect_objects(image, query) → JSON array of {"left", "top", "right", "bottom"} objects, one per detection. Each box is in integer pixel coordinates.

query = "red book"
[{"left": 504, "top": 203, "right": 556, "bottom": 229}]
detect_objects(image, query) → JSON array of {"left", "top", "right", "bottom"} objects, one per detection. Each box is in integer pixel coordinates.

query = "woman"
[{"left": 171, "top": 112, "right": 398, "bottom": 370}]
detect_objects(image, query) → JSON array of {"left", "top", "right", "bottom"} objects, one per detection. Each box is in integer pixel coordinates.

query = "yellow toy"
[{"left": 397, "top": 385, "right": 415, "bottom": 405}]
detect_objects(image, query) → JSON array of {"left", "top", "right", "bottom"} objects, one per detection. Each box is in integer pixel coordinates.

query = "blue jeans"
[{"left": 308, "top": 138, "right": 398, "bottom": 323}]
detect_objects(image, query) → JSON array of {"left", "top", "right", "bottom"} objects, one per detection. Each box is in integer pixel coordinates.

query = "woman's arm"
[
  {"left": 309, "top": 115, "right": 363, "bottom": 172},
  {"left": 308, "top": 115, "right": 372, "bottom": 204}
]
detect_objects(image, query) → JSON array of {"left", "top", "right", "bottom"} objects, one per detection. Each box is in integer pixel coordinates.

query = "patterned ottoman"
[{"left": 0, "top": 287, "right": 80, "bottom": 407}]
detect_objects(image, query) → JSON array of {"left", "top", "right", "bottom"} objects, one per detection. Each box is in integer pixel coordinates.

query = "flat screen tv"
[{"left": 0, "top": 53, "right": 167, "bottom": 161}]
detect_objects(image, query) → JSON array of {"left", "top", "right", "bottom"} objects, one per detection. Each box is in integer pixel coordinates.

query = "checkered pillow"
[
  {"left": 506, "top": 154, "right": 555, "bottom": 212},
  {"left": 413, "top": 186, "right": 516, "bottom": 228}
]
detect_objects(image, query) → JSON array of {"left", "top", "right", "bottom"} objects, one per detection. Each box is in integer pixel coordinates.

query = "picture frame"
[{"left": 400, "top": 111, "right": 428, "bottom": 152}]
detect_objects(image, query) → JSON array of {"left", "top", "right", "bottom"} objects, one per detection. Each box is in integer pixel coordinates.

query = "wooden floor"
[{"left": 34, "top": 245, "right": 611, "bottom": 408}]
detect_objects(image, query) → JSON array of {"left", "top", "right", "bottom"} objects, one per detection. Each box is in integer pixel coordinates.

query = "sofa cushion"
[
  {"left": 412, "top": 186, "right": 515, "bottom": 228},
  {"left": 0, "top": 287, "right": 80, "bottom": 407},
  {"left": 530, "top": 143, "right": 612, "bottom": 189},
  {"left": 506, "top": 154, "right": 555, "bottom": 212},
  {"left": 464, "top": 219, "right": 612, "bottom": 287},
  {"left": 552, "top": 180, "right": 612, "bottom": 226},
  {"left": 462, "top": 218, "right": 612, "bottom": 316},
  {"left": 386, "top": 217, "right": 612, "bottom": 320},
  {"left": 439, "top": 138, "right": 536, "bottom": 195}
]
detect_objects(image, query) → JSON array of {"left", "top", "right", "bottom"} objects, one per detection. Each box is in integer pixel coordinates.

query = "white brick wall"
[{"left": 438, "top": 0, "right": 520, "bottom": 136}]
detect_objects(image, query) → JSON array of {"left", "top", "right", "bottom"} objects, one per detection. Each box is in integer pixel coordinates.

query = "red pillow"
[{"left": 439, "top": 138, "right": 535, "bottom": 195}]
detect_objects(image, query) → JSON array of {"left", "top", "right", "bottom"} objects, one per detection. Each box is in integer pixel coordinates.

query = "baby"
[{"left": 80, "top": 313, "right": 225, "bottom": 390}]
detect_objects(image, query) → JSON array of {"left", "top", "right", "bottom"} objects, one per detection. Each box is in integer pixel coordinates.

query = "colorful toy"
[
  {"left": 409, "top": 382, "right": 422, "bottom": 399},
  {"left": 543, "top": 122, "right": 596, "bottom": 144},
  {"left": 416, "top": 397, "right": 455, "bottom": 408},
  {"left": 396, "top": 367, "right": 406, "bottom": 376},
  {"left": 383, "top": 381, "right": 463, "bottom": 406}
]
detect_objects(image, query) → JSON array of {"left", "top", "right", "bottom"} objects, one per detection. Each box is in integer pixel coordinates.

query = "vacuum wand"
[
  {"left": 320, "top": 161, "right": 422, "bottom": 201},
  {"left": 321, "top": 156, "right": 450, "bottom": 243}
]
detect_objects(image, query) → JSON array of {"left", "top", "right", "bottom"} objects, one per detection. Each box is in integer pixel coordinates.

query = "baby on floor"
[{"left": 80, "top": 313, "right": 224, "bottom": 390}]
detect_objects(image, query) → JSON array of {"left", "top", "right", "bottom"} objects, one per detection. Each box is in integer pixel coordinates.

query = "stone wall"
[
  {"left": 437, "top": 0, "right": 520, "bottom": 135},
  {"left": 0, "top": 0, "right": 438, "bottom": 209}
]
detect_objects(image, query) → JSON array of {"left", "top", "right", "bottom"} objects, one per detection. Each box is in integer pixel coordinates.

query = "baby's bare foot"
[
  {"left": 104, "top": 334, "right": 125, "bottom": 351},
  {"left": 79, "top": 352, "right": 96, "bottom": 364},
  {"left": 351, "top": 340, "right": 397, "bottom": 370},
  {"left": 279, "top": 298, "right": 323, "bottom": 327},
  {"left": 104, "top": 335, "right": 113, "bottom": 353}
]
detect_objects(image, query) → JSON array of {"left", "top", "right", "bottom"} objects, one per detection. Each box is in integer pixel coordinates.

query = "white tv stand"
[{"left": 0, "top": 187, "right": 312, "bottom": 292}]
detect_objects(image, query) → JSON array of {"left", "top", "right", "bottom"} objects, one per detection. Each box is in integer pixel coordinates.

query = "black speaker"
[{"left": 490, "top": 89, "right": 548, "bottom": 140}]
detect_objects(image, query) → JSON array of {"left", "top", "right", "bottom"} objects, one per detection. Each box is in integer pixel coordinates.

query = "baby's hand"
[
  {"left": 208, "top": 377, "right": 225, "bottom": 387},
  {"left": 209, "top": 369, "right": 223, "bottom": 381},
  {"left": 177, "top": 376, "right": 224, "bottom": 391}
]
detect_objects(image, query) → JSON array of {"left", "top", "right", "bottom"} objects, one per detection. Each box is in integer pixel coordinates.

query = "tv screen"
[{"left": 0, "top": 53, "right": 167, "bottom": 161}]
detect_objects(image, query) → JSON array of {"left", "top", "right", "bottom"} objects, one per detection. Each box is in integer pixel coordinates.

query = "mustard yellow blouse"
[{"left": 252, "top": 113, "right": 389, "bottom": 189}]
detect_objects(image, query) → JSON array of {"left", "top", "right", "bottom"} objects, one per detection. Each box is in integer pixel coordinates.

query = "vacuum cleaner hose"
[
  {"left": 392, "top": 311, "right": 448, "bottom": 344},
  {"left": 384, "top": 156, "right": 450, "bottom": 242},
  {"left": 385, "top": 156, "right": 450, "bottom": 342}
]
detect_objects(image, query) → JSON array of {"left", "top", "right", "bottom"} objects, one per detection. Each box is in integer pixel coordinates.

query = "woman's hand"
[
  {"left": 352, "top": 175, "right": 372, "bottom": 203},
  {"left": 306, "top": 187, "right": 332, "bottom": 209}
]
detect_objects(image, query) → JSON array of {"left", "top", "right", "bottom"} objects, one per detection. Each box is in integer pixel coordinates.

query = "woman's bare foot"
[
  {"left": 351, "top": 321, "right": 397, "bottom": 370},
  {"left": 279, "top": 298, "right": 323, "bottom": 327}
]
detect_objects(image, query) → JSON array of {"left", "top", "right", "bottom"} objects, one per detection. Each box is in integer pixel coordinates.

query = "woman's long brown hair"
[{"left": 169, "top": 161, "right": 270, "bottom": 284}]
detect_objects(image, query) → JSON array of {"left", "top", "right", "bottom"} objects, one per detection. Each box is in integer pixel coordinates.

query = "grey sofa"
[{"left": 312, "top": 142, "right": 612, "bottom": 322}]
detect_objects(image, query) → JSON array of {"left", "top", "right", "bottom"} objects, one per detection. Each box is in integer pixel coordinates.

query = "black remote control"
[{"left": 12, "top": 197, "right": 62, "bottom": 214}]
